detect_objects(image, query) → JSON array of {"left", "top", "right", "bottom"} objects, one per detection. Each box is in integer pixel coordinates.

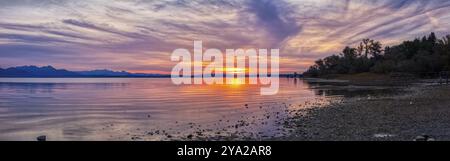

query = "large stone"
[{"left": 37, "top": 135, "right": 47, "bottom": 141}]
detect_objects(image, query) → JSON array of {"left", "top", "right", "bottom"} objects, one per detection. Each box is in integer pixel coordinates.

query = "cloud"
[
  {"left": 0, "top": 0, "right": 450, "bottom": 73},
  {"left": 62, "top": 19, "right": 136, "bottom": 38},
  {"left": 245, "top": 0, "right": 301, "bottom": 46}
]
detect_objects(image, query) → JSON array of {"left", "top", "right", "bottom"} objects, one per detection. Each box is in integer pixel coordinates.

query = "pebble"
[
  {"left": 37, "top": 135, "right": 46, "bottom": 141},
  {"left": 414, "top": 135, "right": 435, "bottom": 141}
]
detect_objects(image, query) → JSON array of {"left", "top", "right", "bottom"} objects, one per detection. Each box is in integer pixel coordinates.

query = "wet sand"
[{"left": 280, "top": 84, "right": 450, "bottom": 141}]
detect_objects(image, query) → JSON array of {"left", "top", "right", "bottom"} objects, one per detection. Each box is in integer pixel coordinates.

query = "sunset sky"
[{"left": 1, "top": 0, "right": 449, "bottom": 74}]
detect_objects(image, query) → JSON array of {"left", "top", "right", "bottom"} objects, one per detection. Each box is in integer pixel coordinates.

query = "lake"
[{"left": 0, "top": 78, "right": 388, "bottom": 141}]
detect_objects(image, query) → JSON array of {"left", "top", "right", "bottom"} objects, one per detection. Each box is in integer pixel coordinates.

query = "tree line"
[{"left": 303, "top": 33, "right": 450, "bottom": 77}]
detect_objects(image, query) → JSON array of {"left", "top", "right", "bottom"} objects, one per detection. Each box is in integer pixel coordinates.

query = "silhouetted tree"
[{"left": 303, "top": 33, "right": 450, "bottom": 77}]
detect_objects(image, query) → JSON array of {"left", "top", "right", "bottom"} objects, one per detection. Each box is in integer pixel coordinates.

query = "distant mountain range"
[{"left": 0, "top": 65, "right": 169, "bottom": 78}]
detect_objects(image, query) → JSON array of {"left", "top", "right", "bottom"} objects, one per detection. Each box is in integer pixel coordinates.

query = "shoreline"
[{"left": 279, "top": 83, "right": 450, "bottom": 141}]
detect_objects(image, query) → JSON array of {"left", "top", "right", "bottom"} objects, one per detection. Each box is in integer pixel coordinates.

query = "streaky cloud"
[
  {"left": 246, "top": 0, "right": 301, "bottom": 46},
  {"left": 0, "top": 0, "right": 450, "bottom": 73}
]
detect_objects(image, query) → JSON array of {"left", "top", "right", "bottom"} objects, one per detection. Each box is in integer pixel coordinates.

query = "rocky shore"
[{"left": 280, "top": 84, "right": 450, "bottom": 141}]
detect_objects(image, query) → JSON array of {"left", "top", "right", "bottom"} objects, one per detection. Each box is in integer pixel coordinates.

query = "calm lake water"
[{"left": 0, "top": 78, "right": 389, "bottom": 141}]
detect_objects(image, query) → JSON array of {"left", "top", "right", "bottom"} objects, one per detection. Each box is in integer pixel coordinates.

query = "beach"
[{"left": 280, "top": 83, "right": 450, "bottom": 141}]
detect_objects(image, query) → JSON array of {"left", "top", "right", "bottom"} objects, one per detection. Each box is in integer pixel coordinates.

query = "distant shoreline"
[
  {"left": 0, "top": 75, "right": 300, "bottom": 78},
  {"left": 302, "top": 72, "right": 423, "bottom": 86},
  {"left": 0, "top": 76, "right": 171, "bottom": 78}
]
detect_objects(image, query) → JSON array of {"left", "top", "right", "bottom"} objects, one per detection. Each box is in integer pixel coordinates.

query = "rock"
[
  {"left": 37, "top": 135, "right": 46, "bottom": 141},
  {"left": 131, "top": 136, "right": 142, "bottom": 140},
  {"left": 414, "top": 135, "right": 435, "bottom": 141},
  {"left": 414, "top": 135, "right": 426, "bottom": 141}
]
